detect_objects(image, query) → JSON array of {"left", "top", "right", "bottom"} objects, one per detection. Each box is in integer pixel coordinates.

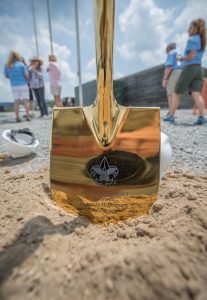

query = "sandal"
[{"left": 16, "top": 117, "right": 22, "bottom": 122}]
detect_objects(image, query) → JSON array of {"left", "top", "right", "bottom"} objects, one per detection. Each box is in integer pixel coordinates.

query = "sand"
[{"left": 0, "top": 167, "right": 207, "bottom": 300}]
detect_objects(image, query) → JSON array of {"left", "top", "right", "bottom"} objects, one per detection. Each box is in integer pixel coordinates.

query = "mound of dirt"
[{"left": 0, "top": 168, "right": 207, "bottom": 300}]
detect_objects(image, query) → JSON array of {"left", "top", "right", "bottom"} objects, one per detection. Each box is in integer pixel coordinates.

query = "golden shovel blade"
[
  {"left": 50, "top": 106, "right": 160, "bottom": 225},
  {"left": 50, "top": 0, "right": 160, "bottom": 225}
]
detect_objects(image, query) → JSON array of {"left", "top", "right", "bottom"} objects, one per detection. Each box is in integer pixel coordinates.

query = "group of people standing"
[
  {"left": 4, "top": 18, "right": 207, "bottom": 125},
  {"left": 4, "top": 51, "right": 63, "bottom": 122},
  {"left": 163, "top": 18, "right": 207, "bottom": 125}
]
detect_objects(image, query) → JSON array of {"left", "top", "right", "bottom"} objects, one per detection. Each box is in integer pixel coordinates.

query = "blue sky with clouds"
[{"left": 0, "top": 0, "right": 207, "bottom": 103}]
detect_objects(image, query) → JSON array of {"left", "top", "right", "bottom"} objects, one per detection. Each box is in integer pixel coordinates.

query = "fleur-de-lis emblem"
[{"left": 90, "top": 157, "right": 119, "bottom": 185}]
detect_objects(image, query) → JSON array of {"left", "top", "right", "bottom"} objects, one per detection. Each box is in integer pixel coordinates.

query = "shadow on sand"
[
  {"left": 0, "top": 215, "right": 90, "bottom": 299},
  {"left": 0, "top": 153, "right": 37, "bottom": 168}
]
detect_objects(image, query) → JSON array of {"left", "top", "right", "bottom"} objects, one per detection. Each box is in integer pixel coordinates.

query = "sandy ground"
[
  {"left": 0, "top": 110, "right": 207, "bottom": 300},
  {"left": 0, "top": 167, "right": 207, "bottom": 300}
]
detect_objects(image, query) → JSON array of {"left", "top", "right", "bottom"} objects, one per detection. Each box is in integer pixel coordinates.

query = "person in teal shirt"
[
  {"left": 164, "top": 19, "right": 207, "bottom": 125},
  {"left": 4, "top": 51, "right": 31, "bottom": 122}
]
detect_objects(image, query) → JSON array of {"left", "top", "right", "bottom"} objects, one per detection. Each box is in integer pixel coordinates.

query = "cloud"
[
  {"left": 86, "top": 57, "right": 95, "bottom": 71},
  {"left": 117, "top": 0, "right": 171, "bottom": 65},
  {"left": 174, "top": 0, "right": 207, "bottom": 30},
  {"left": 0, "top": 46, "right": 8, "bottom": 56},
  {"left": 0, "top": 73, "right": 11, "bottom": 102},
  {"left": 116, "top": 0, "right": 207, "bottom": 68},
  {"left": 82, "top": 71, "right": 96, "bottom": 83},
  {"left": 80, "top": 18, "right": 92, "bottom": 39},
  {"left": 114, "top": 71, "right": 124, "bottom": 79},
  {"left": 80, "top": 57, "right": 96, "bottom": 83},
  {"left": 53, "top": 22, "right": 75, "bottom": 38}
]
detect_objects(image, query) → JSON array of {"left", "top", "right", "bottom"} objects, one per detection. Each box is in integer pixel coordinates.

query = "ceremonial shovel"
[{"left": 50, "top": 0, "right": 160, "bottom": 225}]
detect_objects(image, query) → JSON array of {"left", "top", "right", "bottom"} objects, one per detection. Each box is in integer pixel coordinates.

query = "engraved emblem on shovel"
[{"left": 90, "top": 157, "right": 119, "bottom": 185}]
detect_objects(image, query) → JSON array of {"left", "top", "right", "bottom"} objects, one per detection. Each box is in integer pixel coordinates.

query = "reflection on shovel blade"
[{"left": 50, "top": 107, "right": 160, "bottom": 224}]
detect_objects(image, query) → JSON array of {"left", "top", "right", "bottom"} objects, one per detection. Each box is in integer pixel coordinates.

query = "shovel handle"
[{"left": 93, "top": 0, "right": 117, "bottom": 134}]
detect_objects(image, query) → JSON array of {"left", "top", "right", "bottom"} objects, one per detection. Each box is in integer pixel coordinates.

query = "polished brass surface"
[
  {"left": 84, "top": 0, "right": 124, "bottom": 146},
  {"left": 50, "top": 0, "right": 160, "bottom": 225}
]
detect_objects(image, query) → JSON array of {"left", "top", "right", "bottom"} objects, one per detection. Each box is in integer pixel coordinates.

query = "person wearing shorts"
[
  {"left": 162, "top": 42, "right": 182, "bottom": 120},
  {"left": 167, "top": 19, "right": 207, "bottom": 125},
  {"left": 47, "top": 54, "right": 63, "bottom": 107},
  {"left": 4, "top": 51, "right": 30, "bottom": 122}
]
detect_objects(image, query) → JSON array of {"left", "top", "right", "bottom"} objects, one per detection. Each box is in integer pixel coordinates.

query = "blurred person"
[
  {"left": 62, "top": 97, "right": 75, "bottom": 107},
  {"left": 47, "top": 54, "right": 63, "bottom": 107},
  {"left": 4, "top": 51, "right": 30, "bottom": 122},
  {"left": 28, "top": 56, "right": 48, "bottom": 117},
  {"left": 21, "top": 57, "right": 36, "bottom": 118},
  {"left": 168, "top": 19, "right": 207, "bottom": 125},
  {"left": 162, "top": 42, "right": 182, "bottom": 121}
]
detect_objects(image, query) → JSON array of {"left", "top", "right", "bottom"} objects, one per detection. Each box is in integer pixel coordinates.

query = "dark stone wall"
[
  {"left": 75, "top": 80, "right": 124, "bottom": 106},
  {"left": 75, "top": 64, "right": 207, "bottom": 108},
  {"left": 120, "top": 65, "right": 167, "bottom": 107},
  {"left": 75, "top": 80, "right": 96, "bottom": 106}
]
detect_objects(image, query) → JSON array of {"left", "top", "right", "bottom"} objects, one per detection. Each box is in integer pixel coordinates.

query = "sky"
[{"left": 0, "top": 0, "right": 207, "bottom": 103}]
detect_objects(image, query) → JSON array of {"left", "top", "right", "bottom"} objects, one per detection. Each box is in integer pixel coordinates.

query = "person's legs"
[
  {"left": 165, "top": 74, "right": 173, "bottom": 115},
  {"left": 29, "top": 88, "right": 36, "bottom": 117},
  {"left": 54, "top": 95, "right": 63, "bottom": 107},
  {"left": 12, "top": 86, "right": 21, "bottom": 121},
  {"left": 190, "top": 67, "right": 206, "bottom": 125},
  {"left": 165, "top": 66, "right": 195, "bottom": 120},
  {"left": 33, "top": 88, "right": 44, "bottom": 117},
  {"left": 170, "top": 93, "right": 181, "bottom": 115},
  {"left": 14, "top": 99, "right": 21, "bottom": 121},
  {"left": 166, "top": 94, "right": 171, "bottom": 114},
  {"left": 29, "top": 87, "right": 33, "bottom": 102},
  {"left": 192, "top": 92, "right": 204, "bottom": 116},
  {"left": 51, "top": 86, "right": 63, "bottom": 107},
  {"left": 192, "top": 91, "right": 206, "bottom": 124},
  {"left": 39, "top": 87, "right": 48, "bottom": 116},
  {"left": 22, "top": 99, "right": 30, "bottom": 120},
  {"left": 30, "top": 100, "right": 36, "bottom": 117},
  {"left": 170, "top": 70, "right": 183, "bottom": 116},
  {"left": 163, "top": 93, "right": 178, "bottom": 122},
  {"left": 20, "top": 85, "right": 30, "bottom": 120},
  {"left": 163, "top": 69, "right": 182, "bottom": 121}
]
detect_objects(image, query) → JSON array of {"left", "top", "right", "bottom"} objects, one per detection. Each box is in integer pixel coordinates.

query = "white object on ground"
[
  {"left": 2, "top": 129, "right": 39, "bottom": 158},
  {"left": 160, "top": 132, "right": 172, "bottom": 178}
]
